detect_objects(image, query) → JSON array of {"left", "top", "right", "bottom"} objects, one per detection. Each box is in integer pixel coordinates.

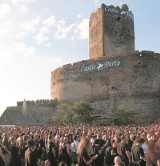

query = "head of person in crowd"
[
  {"left": 23, "top": 135, "right": 30, "bottom": 144},
  {"left": 82, "top": 130, "right": 88, "bottom": 138},
  {"left": 77, "top": 138, "right": 91, "bottom": 155},
  {"left": 59, "top": 161, "right": 67, "bottom": 166},
  {"left": 114, "top": 156, "right": 121, "bottom": 166},
  {"left": 44, "top": 159, "right": 50, "bottom": 166},
  {"left": 34, "top": 133, "right": 39, "bottom": 142},
  {"left": 130, "top": 134, "right": 136, "bottom": 142},
  {"left": 135, "top": 138, "right": 144, "bottom": 146},
  {"left": 10, "top": 136, "right": 17, "bottom": 145},
  {"left": 16, "top": 136, "right": 22, "bottom": 147},
  {"left": 48, "top": 134, "right": 55, "bottom": 144},
  {"left": 63, "top": 136, "right": 69, "bottom": 146},
  {"left": 87, "top": 131, "right": 92, "bottom": 139},
  {"left": 120, "top": 135, "right": 126, "bottom": 142}
]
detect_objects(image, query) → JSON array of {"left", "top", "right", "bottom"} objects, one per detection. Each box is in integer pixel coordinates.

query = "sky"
[{"left": 0, "top": 0, "right": 160, "bottom": 116}]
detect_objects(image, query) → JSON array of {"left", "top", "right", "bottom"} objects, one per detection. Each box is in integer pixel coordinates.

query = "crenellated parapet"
[
  {"left": 52, "top": 51, "right": 160, "bottom": 81},
  {"left": 104, "top": 4, "right": 134, "bottom": 22}
]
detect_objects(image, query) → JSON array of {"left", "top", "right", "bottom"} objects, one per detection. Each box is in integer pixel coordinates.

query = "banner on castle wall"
[{"left": 80, "top": 59, "right": 121, "bottom": 73}]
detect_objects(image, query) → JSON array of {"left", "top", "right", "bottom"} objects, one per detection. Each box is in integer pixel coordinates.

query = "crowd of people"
[{"left": 0, "top": 123, "right": 159, "bottom": 166}]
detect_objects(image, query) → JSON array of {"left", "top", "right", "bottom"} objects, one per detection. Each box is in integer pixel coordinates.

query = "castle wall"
[
  {"left": 51, "top": 51, "right": 160, "bottom": 123},
  {"left": 17, "top": 102, "right": 55, "bottom": 124}
]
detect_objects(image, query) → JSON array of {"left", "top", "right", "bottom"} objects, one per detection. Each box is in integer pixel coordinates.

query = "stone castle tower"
[
  {"left": 89, "top": 4, "right": 135, "bottom": 59},
  {"left": 51, "top": 3, "right": 160, "bottom": 123}
]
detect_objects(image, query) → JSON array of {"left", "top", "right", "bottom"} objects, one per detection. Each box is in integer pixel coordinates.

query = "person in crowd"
[
  {"left": 60, "top": 136, "right": 72, "bottom": 166},
  {"left": 20, "top": 135, "right": 30, "bottom": 166},
  {"left": 110, "top": 139, "right": 119, "bottom": 166},
  {"left": 71, "top": 135, "right": 80, "bottom": 165},
  {"left": 105, "top": 139, "right": 113, "bottom": 166},
  {"left": 146, "top": 133, "right": 160, "bottom": 166},
  {"left": 131, "top": 138, "right": 145, "bottom": 166},
  {"left": 9, "top": 136, "right": 21, "bottom": 166},
  {"left": 47, "top": 136, "right": 57, "bottom": 166},
  {"left": 59, "top": 161, "right": 67, "bottom": 166},
  {"left": 0, "top": 144, "right": 6, "bottom": 166},
  {"left": 77, "top": 137, "right": 97, "bottom": 166},
  {"left": 25, "top": 139, "right": 38, "bottom": 166},
  {"left": 2, "top": 133, "right": 10, "bottom": 166},
  {"left": 44, "top": 159, "right": 50, "bottom": 166},
  {"left": 117, "top": 135, "right": 131, "bottom": 166},
  {"left": 114, "top": 156, "right": 121, "bottom": 166}
]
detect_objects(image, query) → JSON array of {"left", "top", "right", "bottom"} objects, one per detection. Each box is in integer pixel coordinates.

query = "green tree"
[
  {"left": 72, "top": 101, "right": 93, "bottom": 123},
  {"left": 115, "top": 108, "right": 136, "bottom": 125},
  {"left": 52, "top": 103, "right": 71, "bottom": 123}
]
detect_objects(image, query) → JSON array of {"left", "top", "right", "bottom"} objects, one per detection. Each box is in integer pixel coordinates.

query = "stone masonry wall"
[{"left": 51, "top": 51, "right": 160, "bottom": 123}]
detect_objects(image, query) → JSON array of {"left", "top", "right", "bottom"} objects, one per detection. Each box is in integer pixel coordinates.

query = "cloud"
[
  {"left": 75, "top": 19, "right": 89, "bottom": 39},
  {"left": 11, "top": 0, "right": 37, "bottom": 12},
  {"left": 12, "top": 42, "right": 35, "bottom": 57},
  {"left": 54, "top": 19, "right": 74, "bottom": 39},
  {"left": 95, "top": 0, "right": 99, "bottom": 3},
  {"left": 11, "top": 0, "right": 37, "bottom": 5},
  {"left": 34, "top": 15, "right": 56, "bottom": 45},
  {"left": 43, "top": 15, "right": 56, "bottom": 27},
  {"left": 34, "top": 32, "right": 49, "bottom": 45},
  {"left": 54, "top": 18, "right": 89, "bottom": 40},
  {"left": 77, "top": 14, "right": 82, "bottom": 19},
  {"left": 20, "top": 16, "right": 41, "bottom": 34},
  {"left": 0, "top": 4, "right": 12, "bottom": 16}
]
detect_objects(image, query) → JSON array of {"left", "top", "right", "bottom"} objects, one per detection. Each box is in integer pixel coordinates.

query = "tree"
[
  {"left": 52, "top": 103, "right": 71, "bottom": 123},
  {"left": 72, "top": 101, "right": 94, "bottom": 123},
  {"left": 115, "top": 108, "right": 136, "bottom": 125}
]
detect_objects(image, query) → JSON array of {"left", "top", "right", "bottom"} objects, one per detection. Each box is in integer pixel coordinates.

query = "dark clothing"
[
  {"left": 126, "top": 140, "right": 133, "bottom": 152},
  {"left": 47, "top": 143, "right": 57, "bottom": 166},
  {"left": 78, "top": 149, "right": 91, "bottom": 166},
  {"left": 0, "top": 155, "right": 6, "bottom": 166},
  {"left": 2, "top": 138, "right": 10, "bottom": 151},
  {"left": 20, "top": 143, "right": 28, "bottom": 159},
  {"left": 25, "top": 148, "right": 38, "bottom": 166},
  {"left": 9, "top": 144, "right": 21, "bottom": 166},
  {"left": 94, "top": 139, "right": 106, "bottom": 149},
  {"left": 95, "top": 153, "right": 104, "bottom": 166},
  {"left": 61, "top": 145, "right": 71, "bottom": 166},
  {"left": 93, "top": 143, "right": 105, "bottom": 166},
  {"left": 105, "top": 146, "right": 113, "bottom": 166},
  {"left": 117, "top": 142, "right": 129, "bottom": 166},
  {"left": 131, "top": 145, "right": 145, "bottom": 166}
]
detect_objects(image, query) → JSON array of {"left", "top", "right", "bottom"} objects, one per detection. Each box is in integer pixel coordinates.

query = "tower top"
[{"left": 89, "top": 3, "right": 135, "bottom": 59}]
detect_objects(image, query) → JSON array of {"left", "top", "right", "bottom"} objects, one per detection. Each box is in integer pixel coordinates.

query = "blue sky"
[{"left": 0, "top": 0, "right": 160, "bottom": 115}]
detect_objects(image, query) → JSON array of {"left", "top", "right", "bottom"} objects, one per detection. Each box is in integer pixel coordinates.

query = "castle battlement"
[{"left": 51, "top": 51, "right": 160, "bottom": 81}]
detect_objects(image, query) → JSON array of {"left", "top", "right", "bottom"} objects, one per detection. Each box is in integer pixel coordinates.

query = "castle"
[{"left": 51, "top": 4, "right": 160, "bottom": 123}]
